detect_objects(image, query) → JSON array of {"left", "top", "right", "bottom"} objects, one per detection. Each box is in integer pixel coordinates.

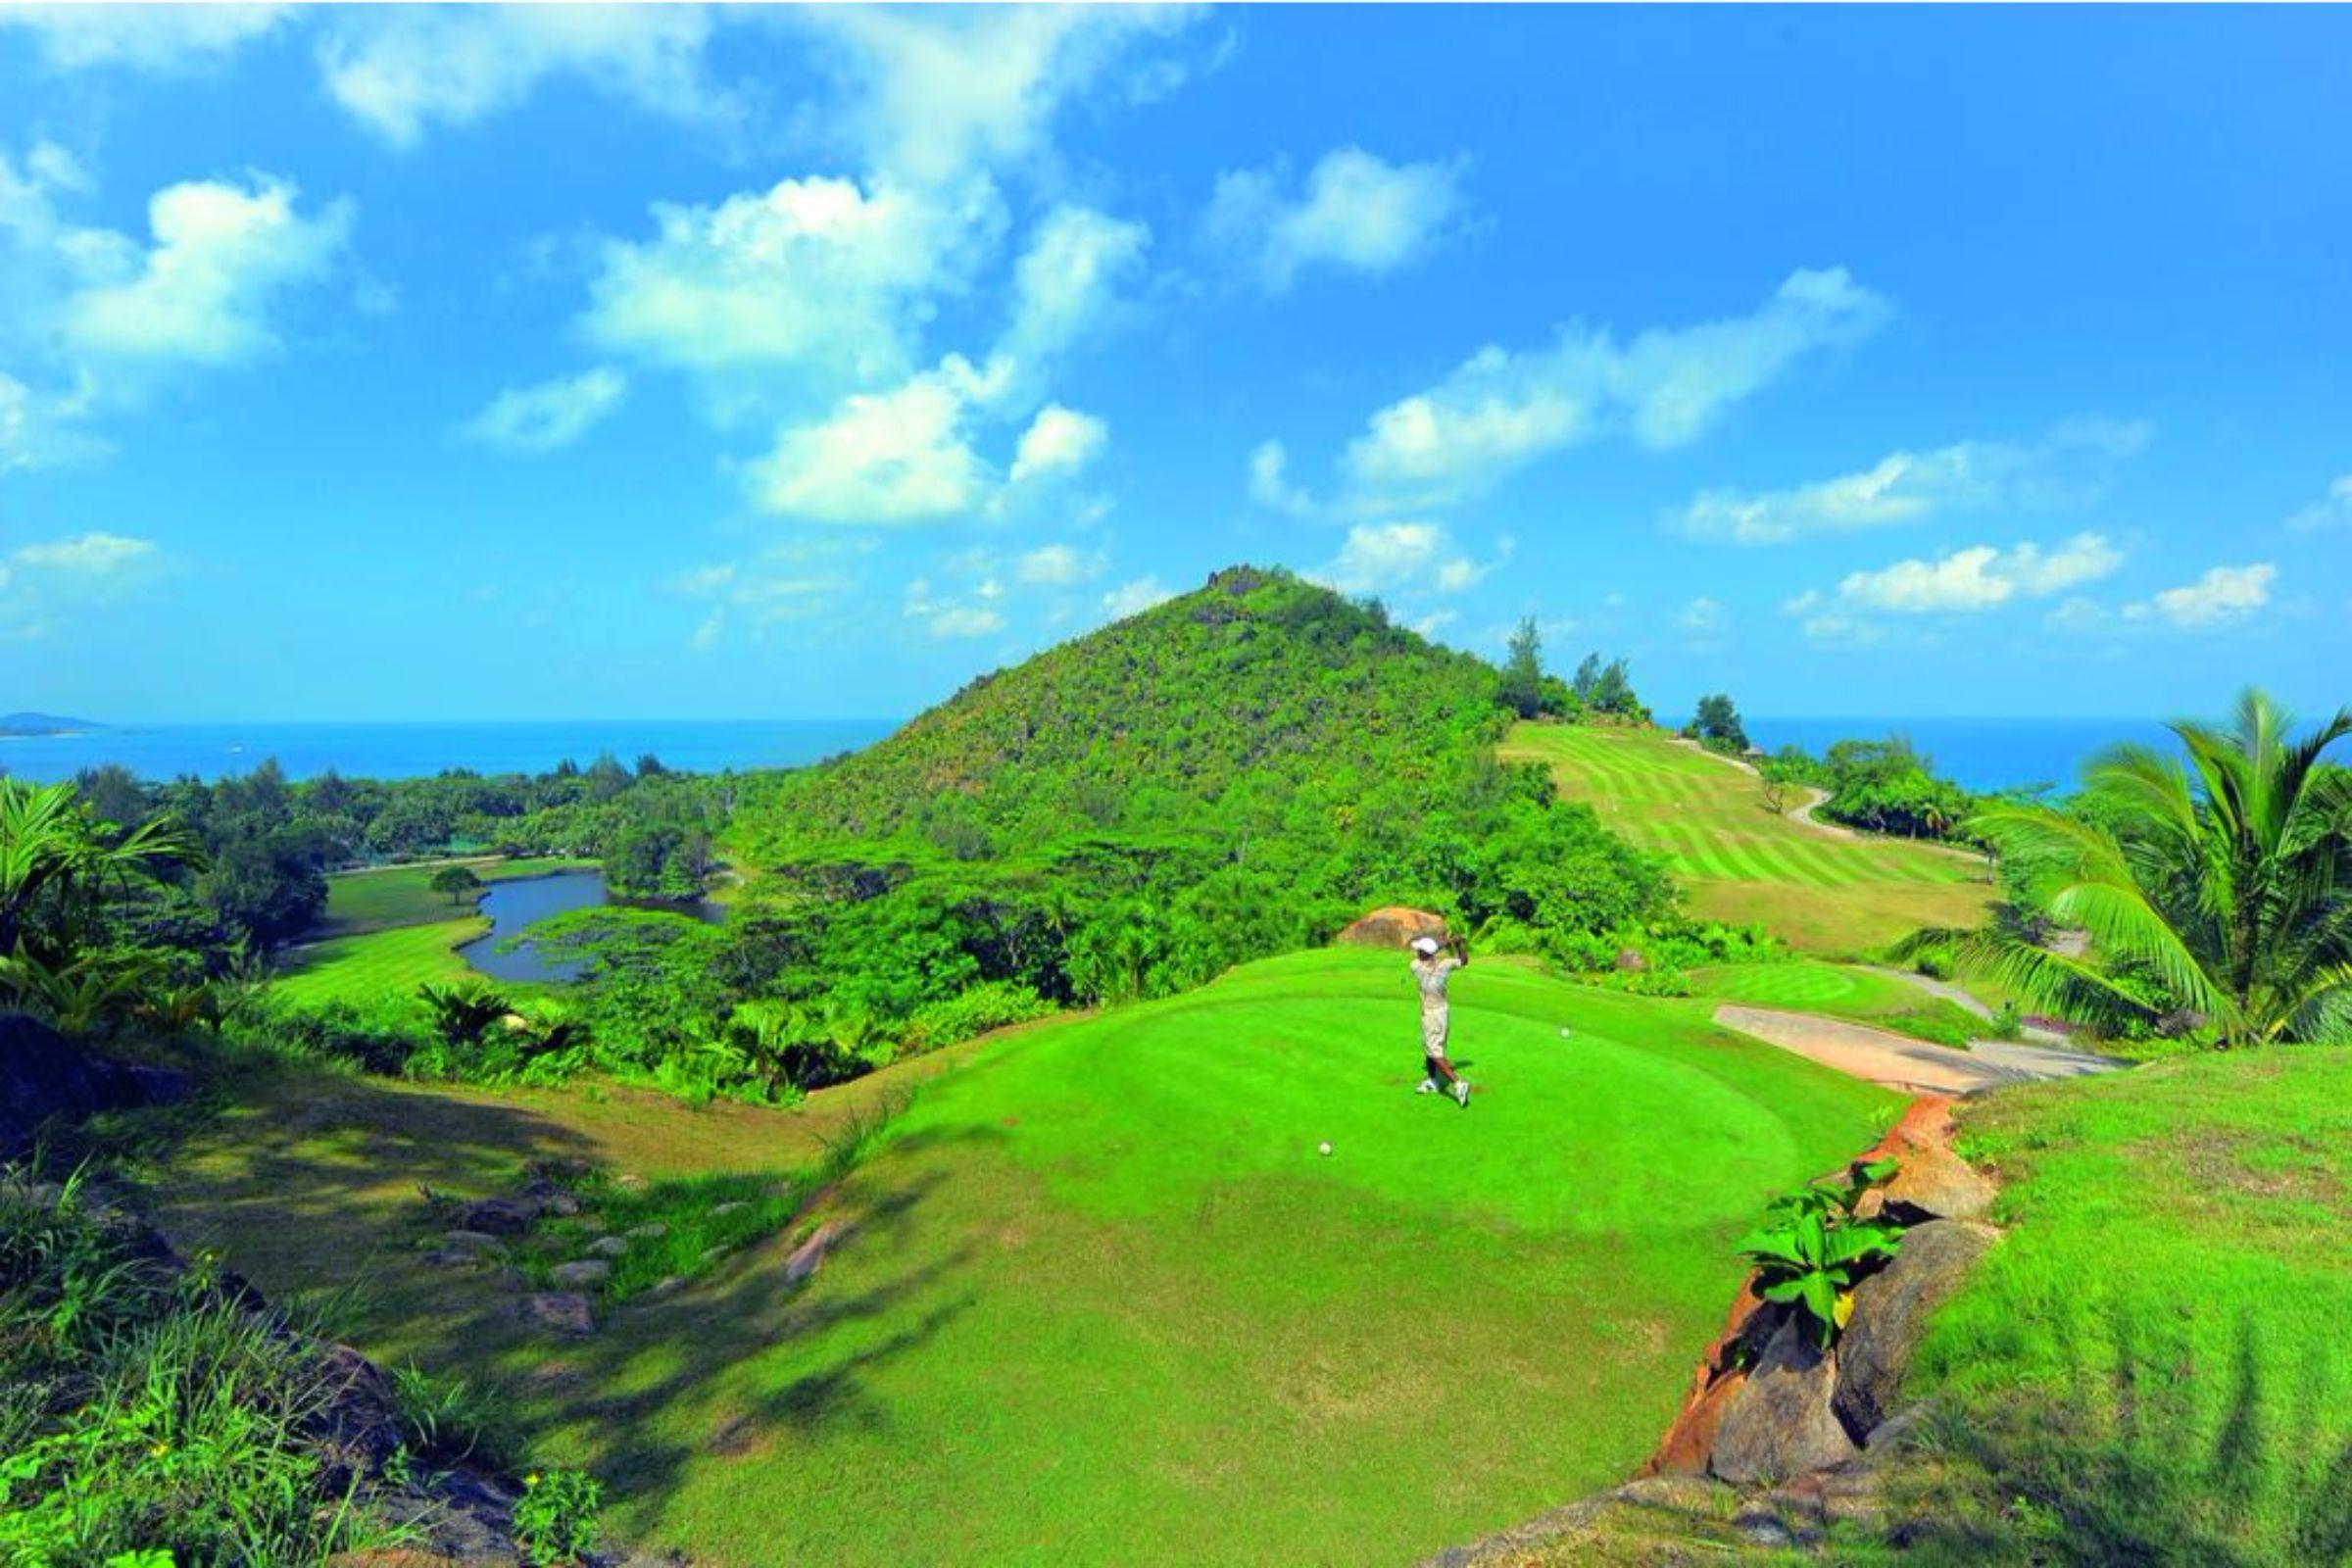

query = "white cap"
[{"left": 1410, "top": 936, "right": 1443, "bottom": 956}]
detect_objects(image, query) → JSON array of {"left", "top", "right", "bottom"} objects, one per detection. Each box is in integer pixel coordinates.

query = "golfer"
[{"left": 1409, "top": 933, "right": 1472, "bottom": 1106}]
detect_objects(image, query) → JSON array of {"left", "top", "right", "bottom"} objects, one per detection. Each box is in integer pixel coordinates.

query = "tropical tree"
[
  {"left": 0, "top": 779, "right": 203, "bottom": 961},
  {"left": 1499, "top": 616, "right": 1545, "bottom": 719},
  {"left": 1907, "top": 691, "right": 2352, "bottom": 1047},
  {"left": 429, "top": 865, "right": 485, "bottom": 906}
]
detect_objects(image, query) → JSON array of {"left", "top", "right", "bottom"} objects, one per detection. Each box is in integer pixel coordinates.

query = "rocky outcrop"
[
  {"left": 1708, "top": 1320, "right": 1861, "bottom": 1483},
  {"left": 1334, "top": 906, "right": 1448, "bottom": 950},
  {"left": 1832, "top": 1219, "right": 1997, "bottom": 1439},
  {"left": 1, "top": 1013, "right": 189, "bottom": 1158}
]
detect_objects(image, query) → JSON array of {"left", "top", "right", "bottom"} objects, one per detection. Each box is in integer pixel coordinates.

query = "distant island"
[{"left": 0, "top": 711, "right": 103, "bottom": 737}]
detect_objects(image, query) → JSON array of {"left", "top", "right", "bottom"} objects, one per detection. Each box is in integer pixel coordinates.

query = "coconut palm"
[{"left": 1912, "top": 690, "right": 2352, "bottom": 1047}]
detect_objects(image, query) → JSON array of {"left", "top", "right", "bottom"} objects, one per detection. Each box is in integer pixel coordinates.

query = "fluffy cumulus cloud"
[
  {"left": 745, "top": 357, "right": 1004, "bottom": 525},
  {"left": 1309, "top": 521, "right": 1500, "bottom": 598},
  {"left": 1339, "top": 268, "right": 1892, "bottom": 506},
  {"left": 1670, "top": 418, "right": 2153, "bottom": 545},
  {"left": 2286, "top": 474, "right": 2352, "bottom": 532},
  {"left": 2132, "top": 563, "right": 2277, "bottom": 628},
  {"left": 1008, "top": 404, "right": 1107, "bottom": 484},
  {"left": 318, "top": 5, "right": 737, "bottom": 148},
  {"left": 999, "top": 203, "right": 1150, "bottom": 384},
  {"left": 1808, "top": 533, "right": 2125, "bottom": 616},
  {"left": 63, "top": 174, "right": 351, "bottom": 367},
  {"left": 462, "top": 367, "right": 627, "bottom": 454},
  {"left": 0, "top": 146, "right": 350, "bottom": 466},
  {"left": 1206, "top": 145, "right": 1462, "bottom": 292},
  {"left": 793, "top": 5, "right": 1199, "bottom": 186},
  {"left": 0, "top": 3, "right": 291, "bottom": 71},
  {"left": 582, "top": 174, "right": 1000, "bottom": 391},
  {"left": 0, "top": 530, "right": 165, "bottom": 635}
]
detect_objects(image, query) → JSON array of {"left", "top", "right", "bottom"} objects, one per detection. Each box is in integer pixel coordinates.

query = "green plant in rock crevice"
[{"left": 1738, "top": 1156, "right": 1905, "bottom": 1347}]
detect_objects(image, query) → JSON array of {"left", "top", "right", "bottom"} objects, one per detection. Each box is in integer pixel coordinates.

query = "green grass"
[
  {"left": 1500, "top": 723, "right": 1995, "bottom": 956},
  {"left": 271, "top": 917, "right": 491, "bottom": 1007},
  {"left": 318, "top": 856, "right": 593, "bottom": 938},
  {"left": 1878, "top": 1049, "right": 2352, "bottom": 1564},
  {"left": 159, "top": 948, "right": 1894, "bottom": 1566},
  {"left": 1688, "top": 960, "right": 1985, "bottom": 1047}
]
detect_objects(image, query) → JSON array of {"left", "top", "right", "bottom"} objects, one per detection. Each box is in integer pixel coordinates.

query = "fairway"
[
  {"left": 271, "top": 916, "right": 489, "bottom": 1006},
  {"left": 1688, "top": 959, "right": 1983, "bottom": 1046},
  {"left": 1500, "top": 723, "right": 1995, "bottom": 955},
  {"left": 317, "top": 856, "right": 593, "bottom": 937}
]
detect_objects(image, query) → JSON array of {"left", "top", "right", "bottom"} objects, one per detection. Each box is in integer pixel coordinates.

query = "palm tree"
[
  {"left": 1910, "top": 690, "right": 2352, "bottom": 1047},
  {"left": 0, "top": 779, "right": 203, "bottom": 958}
]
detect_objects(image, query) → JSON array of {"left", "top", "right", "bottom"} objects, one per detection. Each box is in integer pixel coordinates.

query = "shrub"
[
  {"left": 899, "top": 981, "right": 1054, "bottom": 1057},
  {"left": 513, "top": 1468, "right": 603, "bottom": 1566}
]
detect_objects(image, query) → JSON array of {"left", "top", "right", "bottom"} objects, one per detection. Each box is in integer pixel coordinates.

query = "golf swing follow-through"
[{"left": 1409, "top": 933, "right": 1472, "bottom": 1106}]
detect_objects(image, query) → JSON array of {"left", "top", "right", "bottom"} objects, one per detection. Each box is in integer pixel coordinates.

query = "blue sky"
[{"left": 2, "top": 4, "right": 2346, "bottom": 723}]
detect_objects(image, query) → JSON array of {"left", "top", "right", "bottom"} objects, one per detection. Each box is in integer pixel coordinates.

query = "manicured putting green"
[
  {"left": 1500, "top": 723, "right": 1994, "bottom": 955},
  {"left": 271, "top": 917, "right": 487, "bottom": 1006},
  {"left": 532, "top": 948, "right": 1890, "bottom": 1565}
]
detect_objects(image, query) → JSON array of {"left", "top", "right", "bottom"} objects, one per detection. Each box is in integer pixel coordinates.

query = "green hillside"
[
  {"left": 737, "top": 565, "right": 1504, "bottom": 856},
  {"left": 1501, "top": 722, "right": 1995, "bottom": 955}
]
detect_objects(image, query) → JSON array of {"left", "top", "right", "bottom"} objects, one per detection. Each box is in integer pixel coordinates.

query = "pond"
[{"left": 457, "top": 869, "right": 723, "bottom": 986}]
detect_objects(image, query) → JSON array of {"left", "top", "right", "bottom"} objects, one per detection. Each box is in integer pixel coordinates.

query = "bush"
[
  {"left": 514, "top": 1468, "right": 603, "bottom": 1566},
  {"left": 899, "top": 981, "right": 1054, "bottom": 1057}
]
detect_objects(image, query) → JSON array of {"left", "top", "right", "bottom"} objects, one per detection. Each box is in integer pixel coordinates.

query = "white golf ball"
[{"left": 1317, "top": 1141, "right": 1333, "bottom": 1156}]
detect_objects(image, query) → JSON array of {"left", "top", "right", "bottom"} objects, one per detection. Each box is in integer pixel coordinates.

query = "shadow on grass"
[
  {"left": 1892, "top": 1306, "right": 2352, "bottom": 1567},
  {"left": 155, "top": 1073, "right": 1003, "bottom": 1527}
]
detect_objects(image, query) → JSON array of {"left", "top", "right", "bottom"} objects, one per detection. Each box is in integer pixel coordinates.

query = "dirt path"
[{"left": 1713, "top": 1004, "right": 2124, "bottom": 1095}]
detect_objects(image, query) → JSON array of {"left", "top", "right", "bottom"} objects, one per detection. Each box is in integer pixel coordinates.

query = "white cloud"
[
  {"left": 2131, "top": 563, "right": 2277, "bottom": 628},
  {"left": 2286, "top": 474, "right": 2352, "bottom": 532},
  {"left": 794, "top": 5, "right": 1198, "bottom": 186},
  {"left": 1340, "top": 268, "right": 1891, "bottom": 506},
  {"left": 318, "top": 5, "right": 736, "bottom": 148},
  {"left": 1247, "top": 439, "right": 1314, "bottom": 514},
  {"left": 582, "top": 173, "right": 999, "bottom": 392},
  {"left": 1015, "top": 543, "right": 1105, "bottom": 586},
  {"left": 1411, "top": 609, "right": 1458, "bottom": 641},
  {"left": 0, "top": 4, "right": 290, "bottom": 71},
  {"left": 1313, "top": 521, "right": 1444, "bottom": 595},
  {"left": 64, "top": 173, "right": 351, "bottom": 367},
  {"left": 1669, "top": 418, "right": 2152, "bottom": 544},
  {"left": 1206, "top": 145, "right": 1462, "bottom": 292},
  {"left": 745, "top": 358, "right": 1001, "bottom": 524},
  {"left": 999, "top": 203, "right": 1149, "bottom": 381},
  {"left": 1823, "top": 533, "right": 2125, "bottom": 615},
  {"left": 1101, "top": 575, "right": 1173, "bottom": 620},
  {"left": 0, "top": 530, "right": 164, "bottom": 635},
  {"left": 1008, "top": 404, "right": 1106, "bottom": 483},
  {"left": 462, "top": 367, "right": 626, "bottom": 454}
]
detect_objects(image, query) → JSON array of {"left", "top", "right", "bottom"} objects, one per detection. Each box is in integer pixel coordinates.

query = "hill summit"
[{"left": 739, "top": 565, "right": 1505, "bottom": 858}]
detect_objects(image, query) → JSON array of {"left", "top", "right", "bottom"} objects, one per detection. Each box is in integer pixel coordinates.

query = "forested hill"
[{"left": 735, "top": 566, "right": 1507, "bottom": 860}]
